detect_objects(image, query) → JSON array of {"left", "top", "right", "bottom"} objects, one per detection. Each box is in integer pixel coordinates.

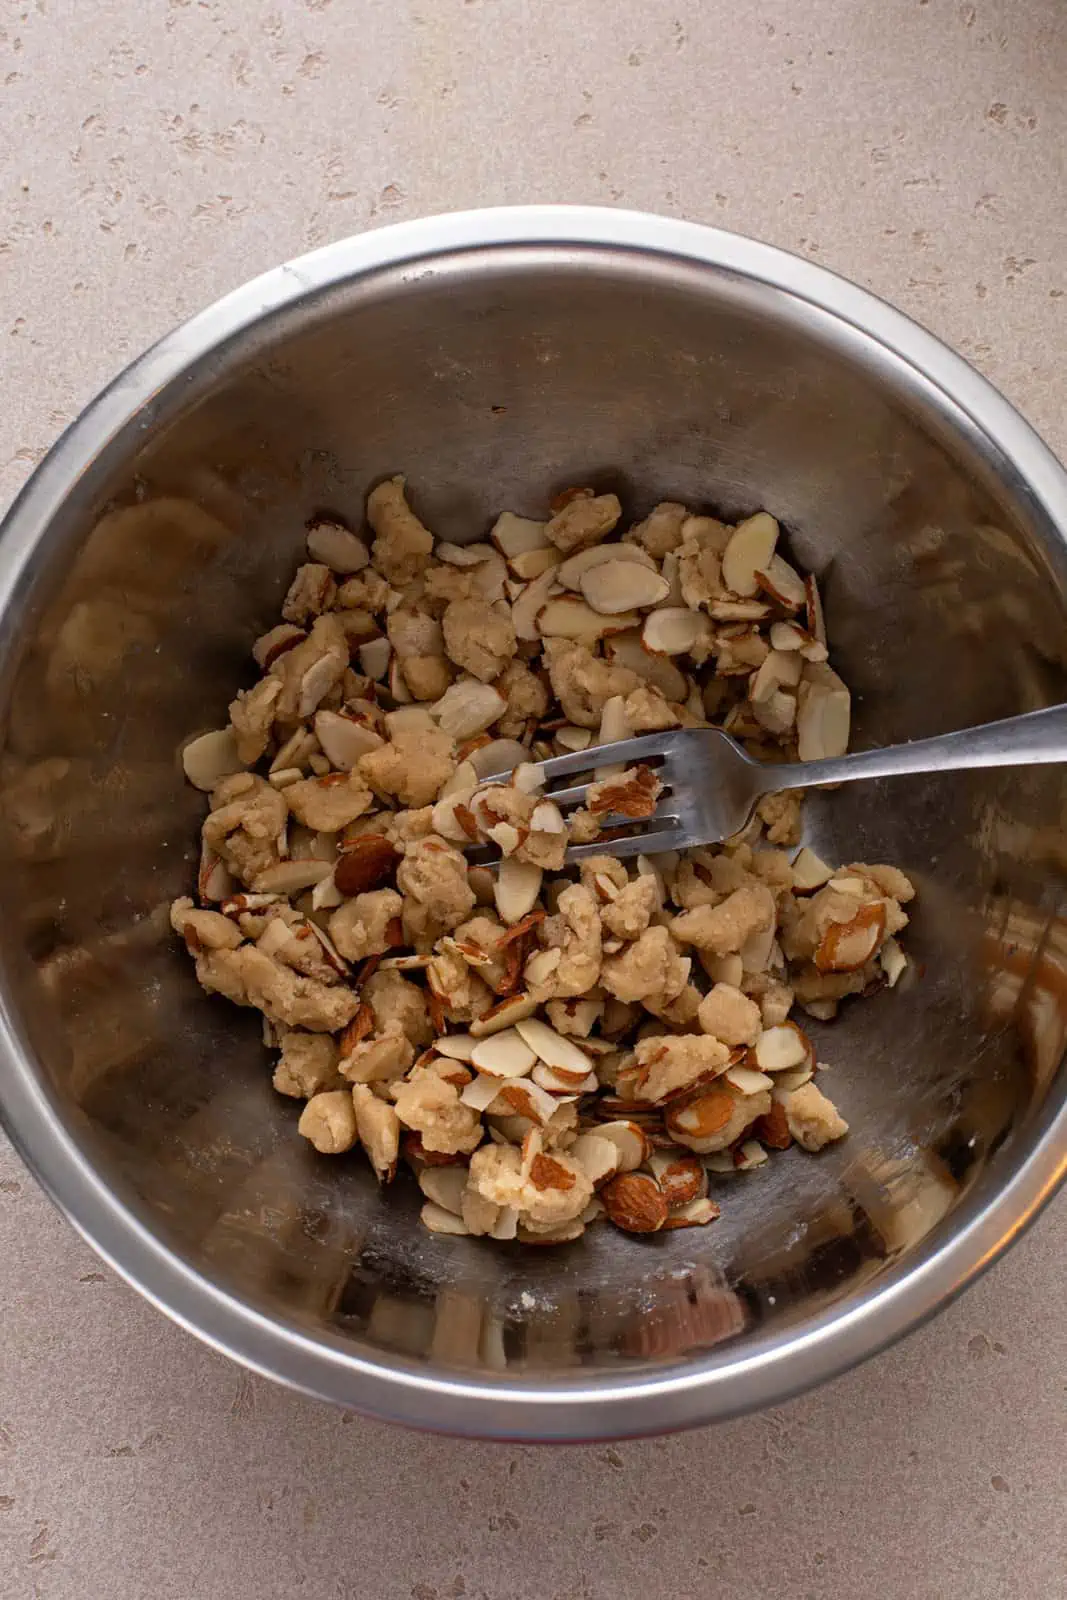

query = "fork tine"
[
  {"left": 480, "top": 730, "right": 675, "bottom": 790},
  {"left": 564, "top": 820, "right": 687, "bottom": 864}
]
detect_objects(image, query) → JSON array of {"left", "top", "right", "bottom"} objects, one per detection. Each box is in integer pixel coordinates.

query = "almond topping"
[
  {"left": 306, "top": 520, "right": 370, "bottom": 574},
  {"left": 721, "top": 512, "right": 779, "bottom": 597},
  {"left": 601, "top": 1172, "right": 668, "bottom": 1233},
  {"left": 752, "top": 1022, "right": 814, "bottom": 1073},
  {"left": 580, "top": 562, "right": 671, "bottom": 615},
  {"left": 814, "top": 900, "right": 886, "bottom": 972},
  {"left": 182, "top": 729, "right": 246, "bottom": 791},
  {"left": 641, "top": 606, "right": 710, "bottom": 656},
  {"left": 470, "top": 1027, "right": 538, "bottom": 1079},
  {"left": 333, "top": 835, "right": 399, "bottom": 897},
  {"left": 556, "top": 542, "right": 656, "bottom": 588},
  {"left": 494, "top": 858, "right": 543, "bottom": 926}
]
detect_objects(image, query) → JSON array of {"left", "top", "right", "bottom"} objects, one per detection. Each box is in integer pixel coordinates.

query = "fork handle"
[{"left": 757, "top": 703, "right": 1067, "bottom": 796}]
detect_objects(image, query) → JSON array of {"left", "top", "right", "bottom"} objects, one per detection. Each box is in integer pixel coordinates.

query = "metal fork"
[{"left": 483, "top": 704, "right": 1067, "bottom": 864}]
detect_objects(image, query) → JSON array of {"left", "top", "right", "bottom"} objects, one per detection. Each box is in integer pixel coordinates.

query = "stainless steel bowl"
[{"left": 2, "top": 207, "right": 1067, "bottom": 1440}]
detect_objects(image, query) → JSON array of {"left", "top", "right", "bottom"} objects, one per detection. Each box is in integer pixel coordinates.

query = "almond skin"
[
  {"left": 334, "top": 834, "right": 400, "bottom": 896},
  {"left": 754, "top": 1100, "right": 793, "bottom": 1150},
  {"left": 602, "top": 1172, "right": 669, "bottom": 1233}
]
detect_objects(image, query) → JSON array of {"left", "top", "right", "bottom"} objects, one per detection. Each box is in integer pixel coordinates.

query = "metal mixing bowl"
[{"left": 2, "top": 207, "right": 1066, "bottom": 1440}]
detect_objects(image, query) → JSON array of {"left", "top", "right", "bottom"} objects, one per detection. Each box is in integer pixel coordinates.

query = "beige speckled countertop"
[{"left": 2, "top": 2, "right": 1067, "bottom": 1596}]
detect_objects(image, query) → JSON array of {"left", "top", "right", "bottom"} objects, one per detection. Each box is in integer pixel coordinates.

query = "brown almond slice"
[
  {"left": 753, "top": 1099, "right": 793, "bottom": 1150},
  {"left": 661, "top": 1196, "right": 721, "bottom": 1230},
  {"left": 569, "top": 1133, "right": 623, "bottom": 1188},
  {"left": 805, "top": 572, "right": 827, "bottom": 646},
  {"left": 433, "top": 1033, "right": 477, "bottom": 1062},
  {"left": 253, "top": 622, "right": 306, "bottom": 668},
  {"left": 796, "top": 662, "right": 851, "bottom": 761},
  {"left": 752, "top": 1022, "right": 814, "bottom": 1073},
  {"left": 334, "top": 834, "right": 400, "bottom": 896},
  {"left": 467, "top": 739, "right": 529, "bottom": 780},
  {"left": 749, "top": 648, "right": 802, "bottom": 704},
  {"left": 641, "top": 606, "right": 711, "bottom": 656},
  {"left": 605, "top": 629, "right": 688, "bottom": 701},
  {"left": 536, "top": 595, "right": 640, "bottom": 640},
  {"left": 493, "top": 858, "right": 542, "bottom": 926},
  {"left": 755, "top": 553, "right": 806, "bottom": 611},
  {"left": 814, "top": 901, "right": 887, "bottom": 973},
  {"left": 515, "top": 1017, "right": 594, "bottom": 1076},
  {"left": 725, "top": 1063, "right": 774, "bottom": 1095},
  {"left": 602, "top": 1171, "right": 668, "bottom": 1233},
  {"left": 470, "top": 1027, "right": 538, "bottom": 1079},
  {"left": 881, "top": 936, "right": 908, "bottom": 988},
  {"left": 708, "top": 598, "right": 774, "bottom": 622},
  {"left": 358, "top": 636, "right": 391, "bottom": 681},
  {"left": 580, "top": 562, "right": 671, "bottom": 615},
  {"left": 768, "top": 619, "right": 808, "bottom": 653},
  {"left": 182, "top": 728, "right": 246, "bottom": 791},
  {"left": 556, "top": 542, "right": 655, "bottom": 589},
  {"left": 459, "top": 1073, "right": 506, "bottom": 1112},
  {"left": 646, "top": 1150, "right": 706, "bottom": 1208},
  {"left": 314, "top": 709, "right": 383, "bottom": 770},
  {"left": 555, "top": 725, "right": 593, "bottom": 752},
  {"left": 490, "top": 511, "right": 550, "bottom": 561},
  {"left": 721, "top": 512, "right": 779, "bottom": 597},
  {"left": 421, "top": 1200, "right": 471, "bottom": 1236},
  {"left": 489, "top": 1078, "right": 563, "bottom": 1126},
  {"left": 251, "top": 859, "right": 334, "bottom": 894},
  {"left": 306, "top": 519, "right": 370, "bottom": 574},
  {"left": 469, "top": 992, "right": 540, "bottom": 1037},
  {"left": 665, "top": 1085, "right": 736, "bottom": 1141},
  {"left": 418, "top": 1165, "right": 468, "bottom": 1215},
  {"left": 433, "top": 680, "right": 508, "bottom": 741},
  {"left": 791, "top": 846, "right": 834, "bottom": 892},
  {"left": 509, "top": 547, "right": 561, "bottom": 580},
  {"left": 593, "top": 1120, "right": 650, "bottom": 1172},
  {"left": 734, "top": 1139, "right": 769, "bottom": 1171},
  {"left": 511, "top": 567, "right": 562, "bottom": 641}
]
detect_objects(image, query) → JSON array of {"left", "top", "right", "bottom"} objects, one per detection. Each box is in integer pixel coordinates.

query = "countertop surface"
[{"left": 2, "top": 2, "right": 1066, "bottom": 1596}]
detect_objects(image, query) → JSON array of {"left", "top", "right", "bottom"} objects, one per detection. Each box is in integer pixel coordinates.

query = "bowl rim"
[{"left": 2, "top": 204, "right": 1067, "bottom": 1440}]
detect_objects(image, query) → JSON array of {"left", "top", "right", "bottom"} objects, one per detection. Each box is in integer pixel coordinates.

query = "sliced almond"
[
  {"left": 772, "top": 1063, "right": 815, "bottom": 1092},
  {"left": 721, "top": 512, "right": 779, "bottom": 597},
  {"left": 514, "top": 1017, "right": 594, "bottom": 1077},
  {"left": 270, "top": 727, "right": 317, "bottom": 775},
  {"left": 432, "top": 787, "right": 479, "bottom": 843},
  {"left": 314, "top": 709, "right": 383, "bottom": 770},
  {"left": 791, "top": 846, "right": 834, "bottom": 892},
  {"left": 529, "top": 799, "right": 565, "bottom": 834},
  {"left": 182, "top": 728, "right": 246, "bottom": 791},
  {"left": 524, "top": 947, "right": 562, "bottom": 988},
  {"left": 646, "top": 1150, "right": 706, "bottom": 1207},
  {"left": 494, "top": 858, "right": 542, "bottom": 926},
  {"left": 536, "top": 595, "right": 640, "bottom": 641},
  {"left": 509, "top": 547, "right": 561, "bottom": 580},
  {"left": 753, "top": 1022, "right": 814, "bottom": 1073},
  {"left": 531, "top": 1063, "right": 599, "bottom": 1095},
  {"left": 306, "top": 520, "right": 370, "bottom": 574},
  {"left": 707, "top": 598, "right": 773, "bottom": 622},
  {"left": 490, "top": 1206, "right": 520, "bottom": 1241},
  {"left": 661, "top": 1195, "right": 721, "bottom": 1229},
  {"left": 580, "top": 562, "right": 671, "bottom": 615},
  {"left": 814, "top": 900, "right": 886, "bottom": 972},
  {"left": 734, "top": 1139, "right": 769, "bottom": 1171},
  {"left": 469, "top": 992, "right": 539, "bottom": 1037},
  {"left": 556, "top": 542, "right": 655, "bottom": 589},
  {"left": 755, "top": 554, "right": 806, "bottom": 611},
  {"left": 881, "top": 936, "right": 908, "bottom": 988},
  {"left": 702, "top": 952, "right": 744, "bottom": 987},
  {"left": 641, "top": 606, "right": 711, "bottom": 656},
  {"left": 605, "top": 630, "right": 688, "bottom": 701},
  {"left": 601, "top": 1171, "right": 668, "bottom": 1233},
  {"left": 725, "top": 1063, "right": 774, "bottom": 1095},
  {"left": 666, "top": 1086, "right": 736, "bottom": 1141},
  {"left": 487, "top": 821, "right": 521, "bottom": 856},
  {"left": 251, "top": 859, "right": 334, "bottom": 894},
  {"left": 797, "top": 662, "right": 851, "bottom": 762},
  {"left": 511, "top": 567, "right": 561, "bottom": 641},
  {"left": 421, "top": 1200, "right": 471, "bottom": 1236},
  {"left": 488, "top": 1077, "right": 563, "bottom": 1126},
  {"left": 559, "top": 726, "right": 591, "bottom": 755},
  {"left": 768, "top": 619, "right": 807, "bottom": 653},
  {"left": 434, "top": 1033, "right": 477, "bottom": 1062},
  {"left": 470, "top": 1027, "right": 538, "bottom": 1079},
  {"left": 418, "top": 1165, "right": 468, "bottom": 1214},
  {"left": 358, "top": 636, "right": 391, "bottom": 681},
  {"left": 490, "top": 511, "right": 550, "bottom": 561},
  {"left": 749, "top": 649, "right": 802, "bottom": 705},
  {"left": 467, "top": 739, "right": 528, "bottom": 780},
  {"left": 388, "top": 654, "right": 413, "bottom": 705},
  {"left": 459, "top": 1072, "right": 507, "bottom": 1112},
  {"left": 593, "top": 1120, "right": 649, "bottom": 1173},
  {"left": 569, "top": 1133, "right": 623, "bottom": 1189},
  {"left": 433, "top": 680, "right": 507, "bottom": 741},
  {"left": 704, "top": 1151, "right": 738, "bottom": 1175},
  {"left": 253, "top": 622, "right": 305, "bottom": 668},
  {"left": 805, "top": 572, "right": 827, "bottom": 646},
  {"left": 311, "top": 870, "right": 344, "bottom": 910}
]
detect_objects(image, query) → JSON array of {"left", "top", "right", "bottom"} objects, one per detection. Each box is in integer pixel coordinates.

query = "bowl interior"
[{"left": 3, "top": 237, "right": 1067, "bottom": 1413}]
